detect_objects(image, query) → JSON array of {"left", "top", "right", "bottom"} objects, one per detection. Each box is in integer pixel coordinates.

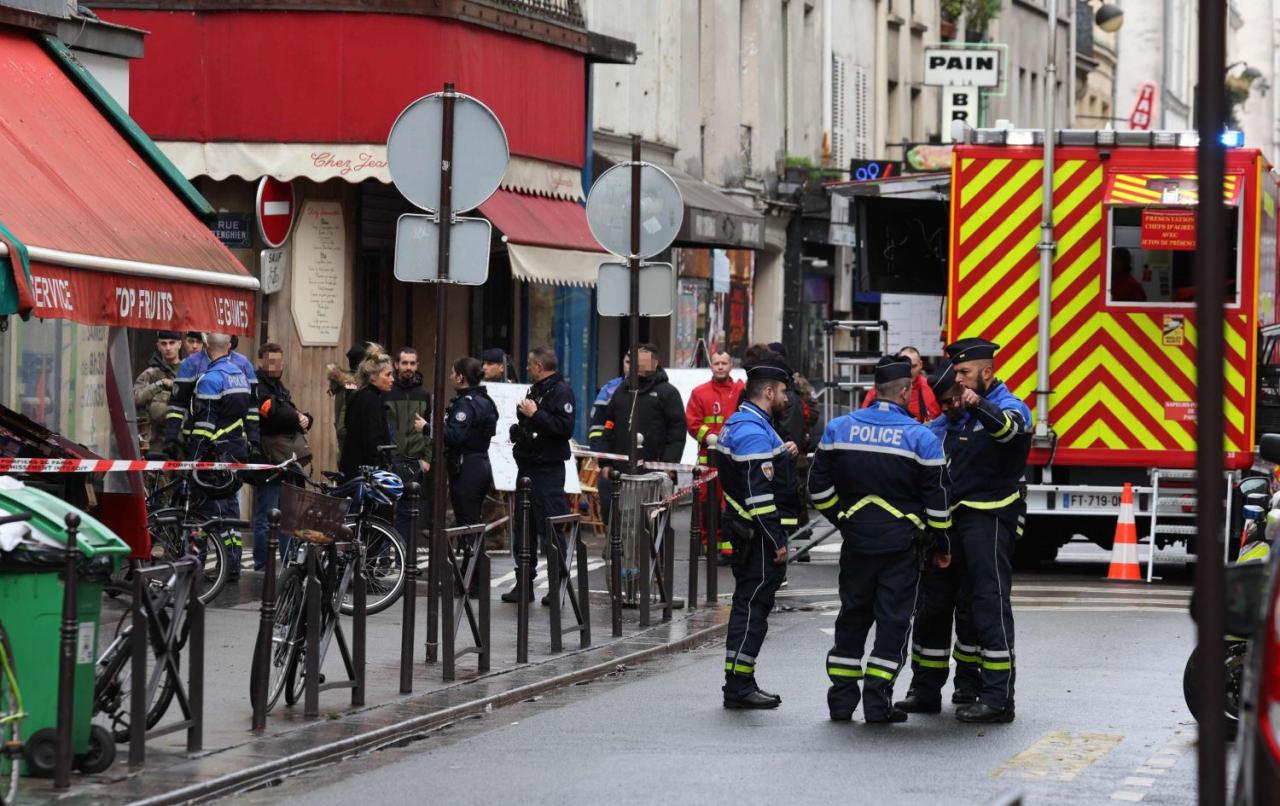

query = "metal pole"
[
  {"left": 577, "top": 538, "right": 592, "bottom": 648},
  {"left": 628, "top": 134, "right": 642, "bottom": 472},
  {"left": 54, "top": 513, "right": 80, "bottom": 788},
  {"left": 303, "top": 548, "right": 321, "bottom": 718},
  {"left": 441, "top": 524, "right": 455, "bottom": 681},
  {"left": 705, "top": 434, "right": 720, "bottom": 604},
  {"left": 517, "top": 476, "right": 532, "bottom": 663},
  {"left": 548, "top": 518, "right": 563, "bottom": 653},
  {"left": 1033, "top": 0, "right": 1058, "bottom": 446},
  {"left": 688, "top": 468, "right": 702, "bottom": 609},
  {"left": 129, "top": 569, "right": 146, "bottom": 768},
  {"left": 187, "top": 560, "right": 205, "bottom": 753},
  {"left": 400, "top": 481, "right": 420, "bottom": 693},
  {"left": 609, "top": 469, "right": 624, "bottom": 636},
  {"left": 352, "top": 546, "right": 367, "bottom": 706},
  {"left": 252, "top": 509, "right": 280, "bottom": 732},
  {"left": 1194, "top": 1, "right": 1228, "bottom": 800},
  {"left": 478, "top": 543, "right": 491, "bottom": 673},
  {"left": 427, "top": 81, "right": 458, "bottom": 667}
]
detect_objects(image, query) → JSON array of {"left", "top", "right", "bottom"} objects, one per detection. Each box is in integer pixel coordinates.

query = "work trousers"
[
  {"left": 723, "top": 528, "right": 786, "bottom": 698},
  {"left": 826, "top": 546, "right": 919, "bottom": 720},
  {"left": 450, "top": 452, "right": 492, "bottom": 594},
  {"left": 905, "top": 532, "right": 981, "bottom": 702},
  {"left": 512, "top": 462, "right": 568, "bottom": 576},
  {"left": 953, "top": 504, "right": 1019, "bottom": 711}
]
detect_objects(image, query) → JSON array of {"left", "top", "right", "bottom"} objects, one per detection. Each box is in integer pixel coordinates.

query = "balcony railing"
[{"left": 484, "top": 0, "right": 584, "bottom": 27}]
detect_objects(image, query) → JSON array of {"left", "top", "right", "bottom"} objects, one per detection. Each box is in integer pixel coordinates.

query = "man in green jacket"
[
  {"left": 133, "top": 330, "right": 184, "bottom": 452},
  {"left": 386, "top": 347, "right": 433, "bottom": 536}
]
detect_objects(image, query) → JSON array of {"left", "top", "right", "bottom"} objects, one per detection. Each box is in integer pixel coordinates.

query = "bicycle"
[
  {"left": 144, "top": 461, "right": 249, "bottom": 603},
  {"left": 1, "top": 619, "right": 23, "bottom": 805}
]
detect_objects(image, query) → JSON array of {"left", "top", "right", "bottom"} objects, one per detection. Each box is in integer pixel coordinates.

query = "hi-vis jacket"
[
  {"left": 929, "top": 380, "right": 1031, "bottom": 509},
  {"left": 685, "top": 376, "right": 743, "bottom": 465},
  {"left": 180, "top": 354, "right": 259, "bottom": 460},
  {"left": 808, "top": 400, "right": 950, "bottom": 554},
  {"left": 165, "top": 350, "right": 258, "bottom": 446},
  {"left": 714, "top": 401, "right": 799, "bottom": 550}
]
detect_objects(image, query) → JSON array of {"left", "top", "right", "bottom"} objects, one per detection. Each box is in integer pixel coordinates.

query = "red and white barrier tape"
[{"left": 0, "top": 457, "right": 288, "bottom": 474}]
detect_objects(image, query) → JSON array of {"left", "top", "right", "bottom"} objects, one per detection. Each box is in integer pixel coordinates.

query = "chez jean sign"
[{"left": 309, "top": 150, "right": 389, "bottom": 178}]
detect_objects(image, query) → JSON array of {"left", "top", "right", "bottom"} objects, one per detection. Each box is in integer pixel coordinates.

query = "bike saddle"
[{"left": 321, "top": 470, "right": 344, "bottom": 482}]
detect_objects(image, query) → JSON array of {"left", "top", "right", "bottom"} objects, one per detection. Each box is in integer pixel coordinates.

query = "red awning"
[
  {"left": 479, "top": 190, "right": 601, "bottom": 251},
  {"left": 0, "top": 31, "right": 255, "bottom": 334},
  {"left": 479, "top": 190, "right": 608, "bottom": 287}
]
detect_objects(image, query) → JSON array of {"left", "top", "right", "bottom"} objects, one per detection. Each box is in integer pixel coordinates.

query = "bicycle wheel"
[
  {"left": 264, "top": 565, "right": 304, "bottom": 710},
  {"left": 92, "top": 612, "right": 178, "bottom": 743},
  {"left": 340, "top": 517, "right": 406, "bottom": 616},
  {"left": 145, "top": 509, "right": 229, "bottom": 604}
]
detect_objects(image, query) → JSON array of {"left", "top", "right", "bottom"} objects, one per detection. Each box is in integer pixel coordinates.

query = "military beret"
[
  {"left": 945, "top": 337, "right": 1000, "bottom": 364},
  {"left": 157, "top": 330, "right": 183, "bottom": 341},
  {"left": 481, "top": 348, "right": 506, "bottom": 364},
  {"left": 929, "top": 361, "right": 958, "bottom": 397},
  {"left": 874, "top": 355, "right": 913, "bottom": 384},
  {"left": 766, "top": 341, "right": 788, "bottom": 357},
  {"left": 744, "top": 356, "right": 791, "bottom": 382}
]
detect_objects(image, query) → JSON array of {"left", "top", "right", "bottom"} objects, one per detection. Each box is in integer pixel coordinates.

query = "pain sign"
[{"left": 924, "top": 47, "right": 1002, "bottom": 88}]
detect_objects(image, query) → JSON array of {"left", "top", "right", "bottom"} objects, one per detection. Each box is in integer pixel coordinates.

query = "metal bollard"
[
  {"left": 663, "top": 508, "right": 675, "bottom": 623},
  {"left": 54, "top": 513, "right": 80, "bottom": 788},
  {"left": 609, "top": 469, "right": 623, "bottom": 636},
  {"left": 478, "top": 544, "right": 491, "bottom": 673},
  {"left": 187, "top": 558, "right": 205, "bottom": 753},
  {"left": 400, "top": 481, "right": 420, "bottom": 693},
  {"left": 516, "top": 477, "right": 532, "bottom": 664},
  {"left": 303, "top": 547, "right": 321, "bottom": 718},
  {"left": 639, "top": 503, "right": 653, "bottom": 628},
  {"left": 704, "top": 435, "right": 720, "bottom": 605},
  {"left": 352, "top": 543, "right": 367, "bottom": 707},
  {"left": 688, "top": 468, "right": 702, "bottom": 609},
  {"left": 425, "top": 486, "right": 439, "bottom": 665},
  {"left": 441, "top": 523, "right": 455, "bottom": 681},
  {"left": 251, "top": 509, "right": 281, "bottom": 732},
  {"left": 129, "top": 567, "right": 146, "bottom": 767},
  {"left": 576, "top": 538, "right": 592, "bottom": 648},
  {"left": 547, "top": 520, "right": 563, "bottom": 653}
]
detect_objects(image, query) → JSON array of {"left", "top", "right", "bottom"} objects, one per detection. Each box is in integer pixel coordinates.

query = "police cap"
[
  {"left": 929, "top": 361, "right": 958, "bottom": 397},
  {"left": 945, "top": 337, "right": 1000, "bottom": 364},
  {"left": 744, "top": 356, "right": 791, "bottom": 383},
  {"left": 874, "top": 355, "right": 913, "bottom": 384},
  {"left": 157, "top": 330, "right": 183, "bottom": 341},
  {"left": 481, "top": 348, "right": 506, "bottom": 364}
]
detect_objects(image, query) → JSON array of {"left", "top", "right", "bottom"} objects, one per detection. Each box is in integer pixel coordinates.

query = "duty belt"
[{"left": 950, "top": 490, "right": 1023, "bottom": 512}]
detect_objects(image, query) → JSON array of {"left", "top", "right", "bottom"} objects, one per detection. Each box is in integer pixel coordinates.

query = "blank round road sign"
[
  {"left": 586, "top": 162, "right": 683, "bottom": 259},
  {"left": 387, "top": 92, "right": 509, "bottom": 214}
]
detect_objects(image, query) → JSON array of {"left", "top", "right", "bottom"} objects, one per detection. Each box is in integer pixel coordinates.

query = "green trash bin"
[{"left": 0, "top": 478, "right": 130, "bottom": 778}]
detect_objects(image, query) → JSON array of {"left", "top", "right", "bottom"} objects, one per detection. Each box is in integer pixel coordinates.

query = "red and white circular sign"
[{"left": 255, "top": 177, "right": 295, "bottom": 248}]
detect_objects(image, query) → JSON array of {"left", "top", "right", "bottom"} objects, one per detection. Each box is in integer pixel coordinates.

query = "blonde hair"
[{"left": 358, "top": 346, "right": 392, "bottom": 386}]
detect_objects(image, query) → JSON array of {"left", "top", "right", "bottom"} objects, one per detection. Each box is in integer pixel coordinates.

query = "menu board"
[{"left": 291, "top": 200, "right": 345, "bottom": 346}]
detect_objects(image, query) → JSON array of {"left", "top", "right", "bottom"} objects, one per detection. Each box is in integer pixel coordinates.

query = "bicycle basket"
[{"left": 278, "top": 484, "right": 348, "bottom": 545}]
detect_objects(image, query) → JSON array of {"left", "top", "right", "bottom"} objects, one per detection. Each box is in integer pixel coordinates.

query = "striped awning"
[{"left": 1104, "top": 171, "right": 1244, "bottom": 206}]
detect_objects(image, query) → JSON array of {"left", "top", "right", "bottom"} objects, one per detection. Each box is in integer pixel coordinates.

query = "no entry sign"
[{"left": 256, "top": 176, "right": 296, "bottom": 248}]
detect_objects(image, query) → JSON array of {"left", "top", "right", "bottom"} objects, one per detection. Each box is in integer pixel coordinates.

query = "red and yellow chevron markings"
[{"left": 1105, "top": 172, "right": 1242, "bottom": 205}]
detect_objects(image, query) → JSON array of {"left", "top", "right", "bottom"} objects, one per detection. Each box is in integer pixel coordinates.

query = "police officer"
[
  {"left": 173, "top": 333, "right": 260, "bottom": 575},
  {"left": 443, "top": 356, "right": 498, "bottom": 598},
  {"left": 808, "top": 356, "right": 951, "bottom": 724},
  {"left": 896, "top": 362, "right": 982, "bottom": 714},
  {"left": 164, "top": 332, "right": 258, "bottom": 460},
  {"left": 717, "top": 353, "right": 799, "bottom": 710},
  {"left": 940, "top": 338, "right": 1031, "bottom": 724},
  {"left": 504, "top": 346, "right": 576, "bottom": 603}
]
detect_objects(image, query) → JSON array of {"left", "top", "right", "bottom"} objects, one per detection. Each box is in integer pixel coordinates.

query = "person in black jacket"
[
  {"left": 253, "top": 342, "right": 312, "bottom": 569},
  {"left": 595, "top": 344, "right": 685, "bottom": 471},
  {"left": 443, "top": 356, "right": 498, "bottom": 597},
  {"left": 339, "top": 354, "right": 394, "bottom": 480},
  {"left": 503, "top": 346, "right": 576, "bottom": 603}
]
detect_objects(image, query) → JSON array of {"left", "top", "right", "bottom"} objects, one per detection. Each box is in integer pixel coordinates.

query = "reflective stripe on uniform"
[
  {"left": 725, "top": 493, "right": 777, "bottom": 519},
  {"left": 952, "top": 490, "right": 1023, "bottom": 511},
  {"left": 190, "top": 419, "right": 245, "bottom": 440},
  {"left": 725, "top": 662, "right": 754, "bottom": 674},
  {"left": 696, "top": 425, "right": 710, "bottom": 442},
  {"left": 836, "top": 495, "right": 925, "bottom": 530},
  {"left": 826, "top": 653, "right": 864, "bottom": 679},
  {"left": 981, "top": 648, "right": 1012, "bottom": 670},
  {"left": 912, "top": 654, "right": 950, "bottom": 669},
  {"left": 912, "top": 644, "right": 949, "bottom": 658}
]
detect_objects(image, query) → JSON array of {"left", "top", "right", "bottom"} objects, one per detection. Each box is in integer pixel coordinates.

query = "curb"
[{"left": 127, "top": 619, "right": 729, "bottom": 805}]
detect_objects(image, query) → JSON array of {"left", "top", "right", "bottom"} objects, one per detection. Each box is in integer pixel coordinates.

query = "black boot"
[
  {"left": 951, "top": 689, "right": 979, "bottom": 705},
  {"left": 500, "top": 577, "right": 535, "bottom": 603},
  {"left": 866, "top": 707, "right": 909, "bottom": 724},
  {"left": 724, "top": 690, "right": 781, "bottom": 709},
  {"left": 894, "top": 690, "right": 942, "bottom": 714},
  {"left": 956, "top": 702, "right": 1015, "bottom": 723}
]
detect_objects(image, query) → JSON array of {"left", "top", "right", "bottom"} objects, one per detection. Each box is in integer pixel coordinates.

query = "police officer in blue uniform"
[
  {"left": 444, "top": 357, "right": 498, "bottom": 598},
  {"left": 504, "top": 346, "right": 576, "bottom": 603},
  {"left": 172, "top": 333, "right": 260, "bottom": 575},
  {"left": 717, "top": 354, "right": 799, "bottom": 709},
  {"left": 941, "top": 338, "right": 1031, "bottom": 724},
  {"left": 808, "top": 356, "right": 951, "bottom": 723},
  {"left": 164, "top": 332, "right": 258, "bottom": 460},
  {"left": 896, "top": 361, "right": 982, "bottom": 713}
]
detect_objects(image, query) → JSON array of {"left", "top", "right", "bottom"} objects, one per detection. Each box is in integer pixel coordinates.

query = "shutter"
[
  {"left": 852, "top": 65, "right": 871, "bottom": 160},
  {"left": 830, "top": 54, "right": 847, "bottom": 166}
]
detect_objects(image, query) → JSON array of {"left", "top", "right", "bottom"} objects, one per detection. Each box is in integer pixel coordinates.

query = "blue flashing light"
[{"left": 1221, "top": 130, "right": 1245, "bottom": 148}]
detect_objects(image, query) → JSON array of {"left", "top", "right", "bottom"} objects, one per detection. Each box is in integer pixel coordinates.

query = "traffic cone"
[{"left": 1106, "top": 482, "right": 1142, "bottom": 581}]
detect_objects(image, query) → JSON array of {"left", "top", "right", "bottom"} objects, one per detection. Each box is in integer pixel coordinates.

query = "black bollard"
[
  {"left": 251, "top": 508, "right": 281, "bottom": 732},
  {"left": 516, "top": 477, "right": 532, "bottom": 664},
  {"left": 663, "top": 507, "right": 675, "bottom": 623},
  {"left": 129, "top": 568, "right": 146, "bottom": 767},
  {"left": 478, "top": 542, "right": 491, "bottom": 673},
  {"left": 576, "top": 538, "right": 592, "bottom": 648},
  {"left": 548, "top": 519, "right": 562, "bottom": 653},
  {"left": 303, "top": 547, "right": 321, "bottom": 718},
  {"left": 441, "top": 524, "right": 455, "bottom": 682},
  {"left": 187, "top": 557, "right": 205, "bottom": 753},
  {"left": 54, "top": 513, "right": 80, "bottom": 788},
  {"left": 688, "top": 468, "right": 702, "bottom": 609},
  {"left": 352, "top": 543, "right": 367, "bottom": 707},
  {"left": 609, "top": 469, "right": 623, "bottom": 636},
  {"left": 704, "top": 435, "right": 720, "bottom": 605},
  {"left": 639, "top": 503, "right": 652, "bottom": 628},
  {"left": 400, "top": 481, "right": 420, "bottom": 694}
]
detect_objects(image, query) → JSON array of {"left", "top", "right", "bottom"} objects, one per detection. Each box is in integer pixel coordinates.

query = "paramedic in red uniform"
[{"left": 687, "top": 351, "right": 744, "bottom": 562}]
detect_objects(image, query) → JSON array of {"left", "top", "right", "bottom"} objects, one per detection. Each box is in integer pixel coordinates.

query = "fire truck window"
[{"left": 1107, "top": 206, "right": 1239, "bottom": 305}]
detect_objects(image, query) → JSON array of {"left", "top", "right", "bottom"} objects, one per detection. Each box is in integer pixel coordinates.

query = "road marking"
[
  {"left": 1109, "top": 791, "right": 1144, "bottom": 802},
  {"left": 993, "top": 731, "right": 1123, "bottom": 782},
  {"left": 1013, "top": 606, "right": 1185, "bottom": 613},
  {"left": 1012, "top": 585, "right": 1190, "bottom": 596},
  {"left": 1123, "top": 777, "right": 1156, "bottom": 787}
]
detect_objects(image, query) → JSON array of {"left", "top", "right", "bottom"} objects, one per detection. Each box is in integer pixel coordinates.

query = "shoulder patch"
[
  {"left": 455, "top": 411, "right": 467, "bottom": 422},
  {"left": 761, "top": 461, "right": 774, "bottom": 480},
  {"left": 564, "top": 402, "right": 574, "bottom": 414}
]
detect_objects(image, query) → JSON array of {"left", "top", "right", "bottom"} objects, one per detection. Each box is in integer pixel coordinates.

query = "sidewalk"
[{"left": 26, "top": 511, "right": 736, "bottom": 804}]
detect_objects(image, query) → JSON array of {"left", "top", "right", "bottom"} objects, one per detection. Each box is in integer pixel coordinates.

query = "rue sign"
[{"left": 924, "top": 47, "right": 1001, "bottom": 88}]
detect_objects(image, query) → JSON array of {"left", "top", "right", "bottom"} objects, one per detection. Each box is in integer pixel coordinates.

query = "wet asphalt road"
[{"left": 242, "top": 537, "right": 1203, "bottom": 806}]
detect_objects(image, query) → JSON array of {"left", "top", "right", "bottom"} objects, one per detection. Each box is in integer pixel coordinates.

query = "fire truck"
[{"left": 945, "top": 127, "right": 1279, "bottom": 566}]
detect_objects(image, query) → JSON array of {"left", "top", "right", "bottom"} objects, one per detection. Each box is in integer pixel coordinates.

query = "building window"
[
  {"left": 1107, "top": 206, "right": 1241, "bottom": 306},
  {"left": 831, "top": 54, "right": 847, "bottom": 166},
  {"left": 853, "top": 65, "right": 871, "bottom": 159},
  {"left": 740, "top": 123, "right": 754, "bottom": 178}
]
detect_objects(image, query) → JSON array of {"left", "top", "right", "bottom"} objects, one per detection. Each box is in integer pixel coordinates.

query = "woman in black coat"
[{"left": 339, "top": 353, "right": 395, "bottom": 480}]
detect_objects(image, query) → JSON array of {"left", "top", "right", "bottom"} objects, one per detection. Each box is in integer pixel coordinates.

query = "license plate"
[{"left": 1061, "top": 493, "right": 1123, "bottom": 510}]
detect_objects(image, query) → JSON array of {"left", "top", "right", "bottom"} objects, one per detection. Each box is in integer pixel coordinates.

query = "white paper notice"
[
  {"left": 485, "top": 382, "right": 581, "bottom": 494},
  {"left": 878, "top": 293, "right": 947, "bottom": 357}
]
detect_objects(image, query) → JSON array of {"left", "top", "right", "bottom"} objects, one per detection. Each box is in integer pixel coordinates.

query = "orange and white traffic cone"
[{"left": 1106, "top": 482, "right": 1142, "bottom": 581}]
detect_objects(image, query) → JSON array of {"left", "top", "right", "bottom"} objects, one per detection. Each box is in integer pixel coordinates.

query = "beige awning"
[
  {"left": 508, "top": 244, "right": 600, "bottom": 287},
  {"left": 156, "top": 142, "right": 584, "bottom": 200}
]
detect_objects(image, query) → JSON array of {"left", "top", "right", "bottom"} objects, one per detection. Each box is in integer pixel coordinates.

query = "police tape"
[
  {"left": 488, "top": 440, "right": 707, "bottom": 474},
  {"left": 0, "top": 457, "right": 290, "bottom": 474}
]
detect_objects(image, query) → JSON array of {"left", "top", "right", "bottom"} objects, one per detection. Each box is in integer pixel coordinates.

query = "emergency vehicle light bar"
[{"left": 964, "top": 128, "right": 1241, "bottom": 149}]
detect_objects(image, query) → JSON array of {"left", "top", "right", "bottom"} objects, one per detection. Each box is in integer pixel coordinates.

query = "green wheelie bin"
[{"left": 0, "top": 477, "right": 130, "bottom": 778}]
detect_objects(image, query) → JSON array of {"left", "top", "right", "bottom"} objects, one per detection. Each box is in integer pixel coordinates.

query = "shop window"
[
  {"left": 526, "top": 283, "right": 557, "bottom": 352},
  {"left": 0, "top": 318, "right": 110, "bottom": 454},
  {"left": 1106, "top": 206, "right": 1240, "bottom": 306}
]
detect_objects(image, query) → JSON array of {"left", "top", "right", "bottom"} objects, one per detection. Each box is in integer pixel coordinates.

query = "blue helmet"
[{"left": 368, "top": 470, "right": 405, "bottom": 505}]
